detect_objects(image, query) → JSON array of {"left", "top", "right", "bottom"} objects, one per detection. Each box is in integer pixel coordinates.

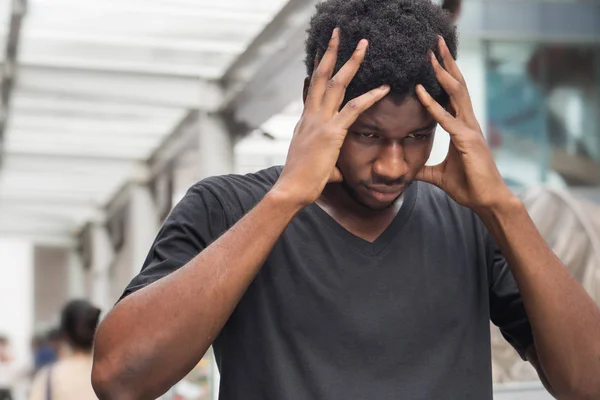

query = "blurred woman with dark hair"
[{"left": 29, "top": 300, "right": 101, "bottom": 400}]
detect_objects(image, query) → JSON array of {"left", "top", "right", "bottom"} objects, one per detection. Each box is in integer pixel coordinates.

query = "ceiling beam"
[
  {"left": 0, "top": 202, "right": 95, "bottom": 221},
  {"left": 0, "top": 189, "right": 109, "bottom": 204},
  {"left": 220, "top": 0, "right": 318, "bottom": 130},
  {"left": 34, "top": 0, "right": 276, "bottom": 22},
  {"left": 3, "top": 151, "right": 141, "bottom": 166},
  {"left": 15, "top": 65, "right": 222, "bottom": 109},
  {"left": 17, "top": 56, "right": 224, "bottom": 80},
  {"left": 0, "top": 229, "right": 76, "bottom": 247},
  {"left": 0, "top": 196, "right": 97, "bottom": 207},
  {"left": 2, "top": 143, "right": 152, "bottom": 160},
  {"left": 12, "top": 93, "right": 185, "bottom": 116},
  {"left": 0, "top": 0, "right": 27, "bottom": 159},
  {"left": 22, "top": 29, "right": 246, "bottom": 54}
]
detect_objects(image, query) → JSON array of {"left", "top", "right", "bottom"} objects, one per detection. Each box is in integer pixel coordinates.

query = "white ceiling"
[{"left": 0, "top": 0, "right": 289, "bottom": 241}]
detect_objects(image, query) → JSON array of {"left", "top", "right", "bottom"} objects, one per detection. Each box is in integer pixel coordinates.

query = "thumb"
[
  {"left": 328, "top": 166, "right": 343, "bottom": 183},
  {"left": 416, "top": 164, "right": 444, "bottom": 188}
]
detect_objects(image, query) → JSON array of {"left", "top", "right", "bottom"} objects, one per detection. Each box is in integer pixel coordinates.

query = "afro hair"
[{"left": 305, "top": 0, "right": 458, "bottom": 107}]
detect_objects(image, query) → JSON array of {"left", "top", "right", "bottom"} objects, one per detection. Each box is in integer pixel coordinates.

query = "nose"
[{"left": 372, "top": 142, "right": 408, "bottom": 183}]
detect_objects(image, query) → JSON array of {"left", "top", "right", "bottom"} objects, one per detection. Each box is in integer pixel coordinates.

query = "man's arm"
[
  {"left": 416, "top": 36, "right": 600, "bottom": 399},
  {"left": 92, "top": 189, "right": 304, "bottom": 400},
  {"left": 91, "top": 30, "right": 390, "bottom": 400},
  {"left": 526, "top": 345, "right": 556, "bottom": 397},
  {"left": 482, "top": 196, "right": 600, "bottom": 398}
]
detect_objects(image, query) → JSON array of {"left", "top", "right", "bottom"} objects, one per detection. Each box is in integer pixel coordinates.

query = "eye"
[
  {"left": 355, "top": 132, "right": 379, "bottom": 140},
  {"left": 406, "top": 132, "right": 432, "bottom": 141}
]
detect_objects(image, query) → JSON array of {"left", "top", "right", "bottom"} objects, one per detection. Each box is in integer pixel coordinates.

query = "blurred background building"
[{"left": 0, "top": 0, "right": 598, "bottom": 399}]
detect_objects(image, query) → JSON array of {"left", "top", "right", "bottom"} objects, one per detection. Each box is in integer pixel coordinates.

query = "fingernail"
[
  {"left": 438, "top": 35, "right": 445, "bottom": 45},
  {"left": 380, "top": 84, "right": 390, "bottom": 91},
  {"left": 358, "top": 39, "right": 368, "bottom": 49},
  {"left": 331, "top": 28, "right": 339, "bottom": 39}
]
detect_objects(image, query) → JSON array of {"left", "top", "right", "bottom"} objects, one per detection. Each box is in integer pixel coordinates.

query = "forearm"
[
  {"left": 479, "top": 196, "right": 600, "bottom": 398},
  {"left": 92, "top": 188, "right": 303, "bottom": 400}
]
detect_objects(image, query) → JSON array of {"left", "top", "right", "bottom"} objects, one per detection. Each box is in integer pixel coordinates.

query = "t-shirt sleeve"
[
  {"left": 487, "top": 235, "right": 535, "bottom": 360},
  {"left": 119, "top": 183, "right": 228, "bottom": 301}
]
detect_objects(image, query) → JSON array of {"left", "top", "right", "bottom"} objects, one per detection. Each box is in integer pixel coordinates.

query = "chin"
[
  {"left": 346, "top": 184, "right": 401, "bottom": 211},
  {"left": 357, "top": 196, "right": 400, "bottom": 211}
]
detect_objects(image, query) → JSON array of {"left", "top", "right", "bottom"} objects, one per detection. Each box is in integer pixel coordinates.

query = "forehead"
[{"left": 353, "top": 96, "right": 435, "bottom": 133}]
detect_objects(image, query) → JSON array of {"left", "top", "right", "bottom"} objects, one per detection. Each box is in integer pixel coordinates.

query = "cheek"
[
  {"left": 337, "top": 139, "right": 375, "bottom": 179},
  {"left": 405, "top": 140, "right": 435, "bottom": 170}
]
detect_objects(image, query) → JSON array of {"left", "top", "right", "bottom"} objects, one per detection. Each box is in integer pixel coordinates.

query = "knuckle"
[
  {"left": 350, "top": 52, "right": 363, "bottom": 63},
  {"left": 327, "top": 77, "right": 338, "bottom": 90},
  {"left": 451, "top": 81, "right": 462, "bottom": 92},
  {"left": 346, "top": 99, "right": 359, "bottom": 110}
]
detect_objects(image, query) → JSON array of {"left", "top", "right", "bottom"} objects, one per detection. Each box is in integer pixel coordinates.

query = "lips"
[
  {"left": 366, "top": 185, "right": 404, "bottom": 195},
  {"left": 364, "top": 185, "right": 404, "bottom": 202}
]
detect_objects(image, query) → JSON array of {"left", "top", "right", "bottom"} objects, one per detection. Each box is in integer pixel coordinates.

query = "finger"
[
  {"left": 415, "top": 84, "right": 462, "bottom": 136},
  {"left": 321, "top": 39, "right": 369, "bottom": 115},
  {"left": 328, "top": 166, "right": 343, "bottom": 183},
  {"left": 430, "top": 51, "right": 472, "bottom": 114},
  {"left": 438, "top": 36, "right": 466, "bottom": 87},
  {"left": 305, "top": 28, "right": 340, "bottom": 112},
  {"left": 415, "top": 164, "right": 444, "bottom": 188},
  {"left": 333, "top": 84, "right": 390, "bottom": 128}
]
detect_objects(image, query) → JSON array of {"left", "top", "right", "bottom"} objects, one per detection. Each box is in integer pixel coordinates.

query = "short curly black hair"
[{"left": 305, "top": 0, "right": 458, "bottom": 107}]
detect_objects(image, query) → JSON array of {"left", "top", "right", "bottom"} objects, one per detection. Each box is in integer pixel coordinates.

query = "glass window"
[{"left": 486, "top": 42, "right": 600, "bottom": 188}]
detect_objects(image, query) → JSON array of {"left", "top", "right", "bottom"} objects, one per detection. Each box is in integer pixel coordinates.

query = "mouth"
[{"left": 365, "top": 184, "right": 404, "bottom": 202}]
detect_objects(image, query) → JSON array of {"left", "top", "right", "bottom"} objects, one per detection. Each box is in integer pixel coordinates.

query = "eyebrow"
[{"left": 352, "top": 121, "right": 437, "bottom": 133}]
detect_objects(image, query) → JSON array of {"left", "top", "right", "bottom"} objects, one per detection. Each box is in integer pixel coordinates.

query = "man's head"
[{"left": 304, "top": 0, "right": 457, "bottom": 210}]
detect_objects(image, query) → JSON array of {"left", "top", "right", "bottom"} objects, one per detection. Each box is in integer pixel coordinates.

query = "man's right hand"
[{"left": 274, "top": 28, "right": 390, "bottom": 207}]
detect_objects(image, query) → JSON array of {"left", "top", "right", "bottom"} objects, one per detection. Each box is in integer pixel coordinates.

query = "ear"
[{"left": 302, "top": 76, "right": 310, "bottom": 104}]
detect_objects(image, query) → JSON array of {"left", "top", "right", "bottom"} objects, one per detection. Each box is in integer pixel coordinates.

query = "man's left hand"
[{"left": 415, "top": 36, "right": 515, "bottom": 214}]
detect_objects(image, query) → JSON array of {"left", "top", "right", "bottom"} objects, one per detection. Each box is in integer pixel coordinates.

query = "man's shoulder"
[
  {"left": 186, "top": 166, "right": 282, "bottom": 212},
  {"left": 415, "top": 181, "right": 483, "bottom": 234},
  {"left": 416, "top": 181, "right": 458, "bottom": 208},
  {"left": 194, "top": 165, "right": 282, "bottom": 195}
]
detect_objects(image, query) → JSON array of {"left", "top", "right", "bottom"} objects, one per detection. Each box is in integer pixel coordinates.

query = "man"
[{"left": 92, "top": 1, "right": 600, "bottom": 399}]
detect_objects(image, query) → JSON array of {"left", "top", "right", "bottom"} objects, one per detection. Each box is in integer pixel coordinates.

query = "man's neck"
[{"left": 316, "top": 183, "right": 403, "bottom": 243}]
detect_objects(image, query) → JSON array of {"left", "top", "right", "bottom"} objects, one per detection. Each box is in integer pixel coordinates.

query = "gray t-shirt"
[{"left": 122, "top": 166, "right": 533, "bottom": 400}]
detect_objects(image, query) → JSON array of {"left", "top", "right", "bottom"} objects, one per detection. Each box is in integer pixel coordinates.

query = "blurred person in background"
[
  {"left": 31, "top": 330, "right": 61, "bottom": 375},
  {"left": 29, "top": 300, "right": 100, "bottom": 400},
  {"left": 0, "top": 335, "right": 15, "bottom": 400}
]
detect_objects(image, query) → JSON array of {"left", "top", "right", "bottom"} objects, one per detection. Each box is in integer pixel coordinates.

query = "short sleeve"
[
  {"left": 119, "top": 183, "right": 228, "bottom": 301},
  {"left": 487, "top": 236, "right": 534, "bottom": 360}
]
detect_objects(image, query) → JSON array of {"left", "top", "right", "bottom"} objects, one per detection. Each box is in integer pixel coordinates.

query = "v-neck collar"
[{"left": 307, "top": 182, "right": 419, "bottom": 256}]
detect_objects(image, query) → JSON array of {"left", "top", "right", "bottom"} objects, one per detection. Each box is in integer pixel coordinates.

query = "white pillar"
[
  {"left": 128, "top": 184, "right": 161, "bottom": 279},
  {"left": 198, "top": 113, "right": 235, "bottom": 179},
  {"left": 90, "top": 224, "right": 114, "bottom": 313},
  {"left": 33, "top": 246, "right": 71, "bottom": 330},
  {"left": 0, "top": 237, "right": 33, "bottom": 372},
  {"left": 68, "top": 249, "right": 85, "bottom": 299}
]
